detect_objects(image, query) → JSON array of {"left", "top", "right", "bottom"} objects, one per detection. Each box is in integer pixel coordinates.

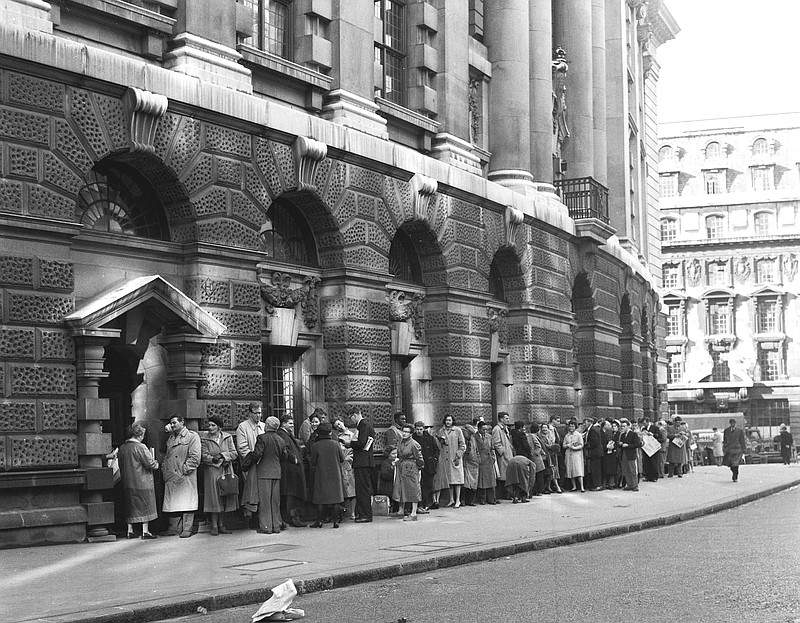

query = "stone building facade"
[
  {"left": 0, "top": 0, "right": 676, "bottom": 546},
  {"left": 659, "top": 113, "right": 800, "bottom": 437}
]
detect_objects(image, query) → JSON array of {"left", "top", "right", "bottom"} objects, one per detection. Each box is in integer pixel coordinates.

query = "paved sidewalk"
[{"left": 3, "top": 464, "right": 799, "bottom": 623}]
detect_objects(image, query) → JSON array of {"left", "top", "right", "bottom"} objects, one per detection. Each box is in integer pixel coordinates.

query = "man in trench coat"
[
  {"left": 161, "top": 414, "right": 201, "bottom": 537},
  {"left": 492, "top": 412, "right": 514, "bottom": 500}
]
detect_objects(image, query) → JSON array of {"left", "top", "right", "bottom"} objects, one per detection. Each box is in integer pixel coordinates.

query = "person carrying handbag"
[{"left": 201, "top": 416, "right": 239, "bottom": 535}]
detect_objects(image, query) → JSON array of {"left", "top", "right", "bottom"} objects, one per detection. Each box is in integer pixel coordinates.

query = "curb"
[{"left": 36, "top": 478, "right": 800, "bottom": 623}]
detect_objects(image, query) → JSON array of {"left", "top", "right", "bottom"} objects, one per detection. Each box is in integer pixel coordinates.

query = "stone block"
[
  {"left": 77, "top": 397, "right": 110, "bottom": 421},
  {"left": 84, "top": 467, "right": 114, "bottom": 491},
  {"left": 77, "top": 432, "right": 112, "bottom": 456},
  {"left": 85, "top": 501, "right": 115, "bottom": 526}
]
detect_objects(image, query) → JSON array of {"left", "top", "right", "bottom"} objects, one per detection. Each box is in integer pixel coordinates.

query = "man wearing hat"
[{"left": 722, "top": 418, "right": 747, "bottom": 482}]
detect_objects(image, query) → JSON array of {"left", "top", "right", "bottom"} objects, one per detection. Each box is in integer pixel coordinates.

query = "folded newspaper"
[{"left": 252, "top": 579, "right": 305, "bottom": 622}]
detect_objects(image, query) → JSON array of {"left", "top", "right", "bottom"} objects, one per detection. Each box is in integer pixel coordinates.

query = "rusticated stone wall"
[{"left": 0, "top": 255, "right": 77, "bottom": 471}]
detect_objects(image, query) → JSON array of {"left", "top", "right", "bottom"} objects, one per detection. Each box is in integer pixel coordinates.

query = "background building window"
[
  {"left": 390, "top": 357, "right": 412, "bottom": 414},
  {"left": 751, "top": 167, "right": 772, "bottom": 191},
  {"left": 705, "top": 141, "right": 721, "bottom": 159},
  {"left": 756, "top": 299, "right": 778, "bottom": 333},
  {"left": 705, "top": 214, "right": 724, "bottom": 239},
  {"left": 244, "top": 0, "right": 292, "bottom": 58},
  {"left": 658, "top": 145, "right": 674, "bottom": 162},
  {"left": 666, "top": 305, "right": 682, "bottom": 336},
  {"left": 667, "top": 356, "right": 683, "bottom": 384},
  {"left": 758, "top": 348, "right": 780, "bottom": 381},
  {"left": 375, "top": 0, "right": 406, "bottom": 105},
  {"left": 660, "top": 218, "right": 677, "bottom": 241},
  {"left": 704, "top": 171, "right": 725, "bottom": 195},
  {"left": 752, "top": 138, "right": 769, "bottom": 156},
  {"left": 663, "top": 265, "right": 680, "bottom": 289},
  {"left": 754, "top": 211, "right": 772, "bottom": 235},
  {"left": 750, "top": 398, "right": 789, "bottom": 428},
  {"left": 707, "top": 262, "right": 728, "bottom": 287},
  {"left": 660, "top": 174, "right": 678, "bottom": 198},
  {"left": 755, "top": 259, "right": 776, "bottom": 284},
  {"left": 708, "top": 301, "right": 729, "bottom": 334},
  {"left": 710, "top": 350, "right": 730, "bottom": 382}
]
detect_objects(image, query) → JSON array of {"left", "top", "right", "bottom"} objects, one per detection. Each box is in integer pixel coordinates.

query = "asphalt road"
[{"left": 157, "top": 485, "right": 800, "bottom": 623}]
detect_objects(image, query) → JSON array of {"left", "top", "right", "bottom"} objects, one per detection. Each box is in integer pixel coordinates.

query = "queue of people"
[{"left": 115, "top": 408, "right": 774, "bottom": 539}]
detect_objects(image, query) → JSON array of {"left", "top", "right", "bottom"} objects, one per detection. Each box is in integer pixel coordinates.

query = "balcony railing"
[{"left": 554, "top": 176, "right": 609, "bottom": 223}]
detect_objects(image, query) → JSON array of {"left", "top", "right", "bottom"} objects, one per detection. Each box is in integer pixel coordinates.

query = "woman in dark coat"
[
  {"left": 277, "top": 414, "right": 307, "bottom": 527},
  {"left": 511, "top": 421, "right": 532, "bottom": 459},
  {"left": 118, "top": 423, "right": 159, "bottom": 539},
  {"left": 309, "top": 422, "right": 345, "bottom": 528},
  {"left": 602, "top": 420, "right": 620, "bottom": 489}
]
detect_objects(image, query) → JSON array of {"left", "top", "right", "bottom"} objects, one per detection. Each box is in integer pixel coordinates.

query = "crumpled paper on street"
[{"left": 252, "top": 579, "right": 305, "bottom": 622}]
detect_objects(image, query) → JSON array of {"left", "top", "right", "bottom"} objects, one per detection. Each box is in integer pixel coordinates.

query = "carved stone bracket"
[
  {"left": 123, "top": 87, "right": 168, "bottom": 154},
  {"left": 487, "top": 306, "right": 508, "bottom": 346},
  {"left": 410, "top": 173, "right": 438, "bottom": 222},
  {"left": 387, "top": 290, "right": 425, "bottom": 339},
  {"left": 260, "top": 272, "right": 321, "bottom": 330},
  {"left": 504, "top": 206, "right": 524, "bottom": 248},
  {"left": 292, "top": 136, "right": 327, "bottom": 191}
]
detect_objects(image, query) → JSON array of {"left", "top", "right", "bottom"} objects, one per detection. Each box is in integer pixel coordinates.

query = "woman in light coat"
[
  {"left": 562, "top": 420, "right": 585, "bottom": 493},
  {"left": 200, "top": 416, "right": 239, "bottom": 535},
  {"left": 474, "top": 421, "right": 498, "bottom": 504},
  {"left": 394, "top": 424, "right": 425, "bottom": 521},
  {"left": 436, "top": 415, "right": 466, "bottom": 508},
  {"left": 461, "top": 423, "right": 480, "bottom": 506},
  {"left": 118, "top": 423, "right": 159, "bottom": 539}
]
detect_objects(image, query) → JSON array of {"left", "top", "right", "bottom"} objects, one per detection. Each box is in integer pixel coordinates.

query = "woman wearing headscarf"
[
  {"left": 118, "top": 423, "right": 159, "bottom": 539},
  {"left": 253, "top": 416, "right": 291, "bottom": 534},
  {"left": 474, "top": 420, "right": 498, "bottom": 504},
  {"left": 200, "top": 416, "right": 239, "bottom": 535},
  {"left": 394, "top": 423, "right": 425, "bottom": 520},
  {"left": 461, "top": 421, "right": 479, "bottom": 506},
  {"left": 309, "top": 422, "right": 345, "bottom": 528}
]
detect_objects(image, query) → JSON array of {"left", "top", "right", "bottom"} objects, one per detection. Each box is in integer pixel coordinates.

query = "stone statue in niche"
[
  {"left": 783, "top": 253, "right": 798, "bottom": 282},
  {"left": 687, "top": 258, "right": 702, "bottom": 285},
  {"left": 552, "top": 47, "right": 570, "bottom": 160},
  {"left": 734, "top": 256, "right": 751, "bottom": 283}
]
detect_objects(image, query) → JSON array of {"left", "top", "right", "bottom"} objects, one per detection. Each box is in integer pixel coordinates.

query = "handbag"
[{"left": 217, "top": 464, "right": 239, "bottom": 497}]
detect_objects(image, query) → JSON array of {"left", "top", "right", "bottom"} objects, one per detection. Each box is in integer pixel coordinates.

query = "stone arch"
[
  {"left": 392, "top": 219, "right": 448, "bottom": 287},
  {"left": 489, "top": 246, "right": 527, "bottom": 304}
]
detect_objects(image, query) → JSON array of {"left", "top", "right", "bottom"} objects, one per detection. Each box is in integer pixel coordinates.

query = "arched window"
[
  {"left": 260, "top": 198, "right": 318, "bottom": 266},
  {"left": 389, "top": 228, "right": 423, "bottom": 285},
  {"left": 753, "top": 138, "right": 768, "bottom": 156},
  {"left": 658, "top": 145, "right": 674, "bottom": 162},
  {"left": 76, "top": 160, "right": 169, "bottom": 240},
  {"left": 489, "top": 256, "right": 505, "bottom": 301},
  {"left": 705, "top": 142, "right": 721, "bottom": 159}
]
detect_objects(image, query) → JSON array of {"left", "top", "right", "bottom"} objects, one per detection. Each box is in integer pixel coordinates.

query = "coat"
[
  {"left": 236, "top": 418, "right": 264, "bottom": 511},
  {"left": 586, "top": 425, "right": 605, "bottom": 459},
  {"left": 438, "top": 425, "right": 466, "bottom": 486},
  {"left": 491, "top": 424, "right": 514, "bottom": 480},
  {"left": 277, "top": 427, "right": 307, "bottom": 500},
  {"left": 253, "top": 431, "right": 288, "bottom": 480},
  {"left": 310, "top": 435, "right": 345, "bottom": 505},
  {"left": 618, "top": 429, "right": 642, "bottom": 461},
  {"left": 563, "top": 430, "right": 584, "bottom": 478},
  {"left": 394, "top": 437, "right": 424, "bottom": 503},
  {"left": 511, "top": 428, "right": 532, "bottom": 459},
  {"left": 723, "top": 425, "right": 747, "bottom": 467},
  {"left": 527, "top": 432, "right": 546, "bottom": 473},
  {"left": 162, "top": 427, "right": 201, "bottom": 513},
  {"left": 384, "top": 424, "right": 404, "bottom": 452},
  {"left": 474, "top": 431, "right": 496, "bottom": 488},
  {"left": 712, "top": 430, "right": 724, "bottom": 457},
  {"left": 351, "top": 418, "right": 376, "bottom": 469},
  {"left": 413, "top": 430, "right": 439, "bottom": 477},
  {"left": 200, "top": 431, "right": 239, "bottom": 513},
  {"left": 118, "top": 438, "right": 158, "bottom": 523},
  {"left": 337, "top": 428, "right": 356, "bottom": 498},
  {"left": 666, "top": 424, "right": 688, "bottom": 464},
  {"left": 462, "top": 426, "right": 479, "bottom": 490}
]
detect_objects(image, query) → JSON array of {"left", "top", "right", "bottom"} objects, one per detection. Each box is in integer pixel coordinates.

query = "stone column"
[
  {"left": 73, "top": 332, "right": 117, "bottom": 541},
  {"left": 553, "top": 0, "right": 594, "bottom": 179},
  {"left": 159, "top": 334, "right": 215, "bottom": 428},
  {"left": 322, "top": 0, "right": 388, "bottom": 137},
  {"left": 529, "top": 0, "right": 553, "bottom": 186},
  {"left": 485, "top": 0, "right": 534, "bottom": 193},
  {"left": 592, "top": 0, "right": 607, "bottom": 185},
  {"left": 1, "top": 0, "right": 52, "bottom": 32}
]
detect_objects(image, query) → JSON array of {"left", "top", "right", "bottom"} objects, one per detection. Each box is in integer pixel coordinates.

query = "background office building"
[
  {"left": 0, "top": 0, "right": 676, "bottom": 546},
  {"left": 659, "top": 113, "right": 800, "bottom": 439}
]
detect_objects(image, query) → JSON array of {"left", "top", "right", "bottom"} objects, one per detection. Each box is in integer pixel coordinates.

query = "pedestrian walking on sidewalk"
[
  {"left": 200, "top": 416, "right": 238, "bottom": 535},
  {"left": 350, "top": 406, "right": 376, "bottom": 523},
  {"left": 779, "top": 424, "right": 794, "bottom": 465},
  {"left": 161, "top": 414, "right": 201, "bottom": 538},
  {"left": 723, "top": 419, "right": 747, "bottom": 482},
  {"left": 118, "top": 423, "right": 159, "bottom": 540}
]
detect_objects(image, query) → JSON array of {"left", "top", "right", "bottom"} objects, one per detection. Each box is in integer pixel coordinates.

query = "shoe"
[
  {"left": 126, "top": 532, "right": 137, "bottom": 540},
  {"left": 410, "top": 514, "right": 418, "bottom": 521},
  {"left": 466, "top": 502, "right": 476, "bottom": 506},
  {"left": 354, "top": 518, "right": 372, "bottom": 523},
  {"left": 430, "top": 502, "right": 440, "bottom": 510},
  {"left": 257, "top": 528, "right": 273, "bottom": 534},
  {"left": 520, "top": 498, "right": 530, "bottom": 503},
  {"left": 446, "top": 502, "right": 455, "bottom": 508},
  {"left": 677, "top": 474, "right": 682, "bottom": 478},
  {"left": 333, "top": 523, "right": 339, "bottom": 528},
  {"left": 417, "top": 508, "right": 429, "bottom": 514},
  {"left": 291, "top": 518, "right": 307, "bottom": 528},
  {"left": 580, "top": 489, "right": 586, "bottom": 493},
  {"left": 280, "top": 522, "right": 288, "bottom": 530},
  {"left": 590, "top": 487, "right": 603, "bottom": 492},
  {"left": 403, "top": 515, "right": 411, "bottom": 521},
  {"left": 141, "top": 533, "right": 157, "bottom": 540},
  {"left": 542, "top": 491, "right": 551, "bottom": 495},
  {"left": 492, "top": 500, "right": 502, "bottom": 505},
  {"left": 218, "top": 526, "right": 232, "bottom": 534},
  {"left": 309, "top": 522, "right": 322, "bottom": 528},
  {"left": 179, "top": 532, "right": 193, "bottom": 538},
  {"left": 512, "top": 498, "right": 519, "bottom": 504},
  {"left": 454, "top": 501, "right": 461, "bottom": 509},
  {"left": 159, "top": 530, "right": 179, "bottom": 537},
  {"left": 210, "top": 527, "right": 219, "bottom": 536}
]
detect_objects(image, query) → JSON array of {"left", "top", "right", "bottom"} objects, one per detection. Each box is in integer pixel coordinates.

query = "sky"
[{"left": 657, "top": 0, "right": 800, "bottom": 123}]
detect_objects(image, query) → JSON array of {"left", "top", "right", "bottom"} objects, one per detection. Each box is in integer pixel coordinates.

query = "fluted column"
[
  {"left": 553, "top": 0, "right": 594, "bottom": 179},
  {"left": 485, "top": 0, "right": 534, "bottom": 193},
  {"left": 592, "top": 0, "right": 607, "bottom": 185},
  {"left": 529, "top": 0, "right": 553, "bottom": 185}
]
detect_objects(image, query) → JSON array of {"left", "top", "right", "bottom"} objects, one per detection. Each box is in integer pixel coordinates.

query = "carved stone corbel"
[
  {"left": 504, "top": 206, "right": 524, "bottom": 247},
  {"left": 387, "top": 290, "right": 425, "bottom": 339},
  {"left": 410, "top": 173, "right": 438, "bottom": 222},
  {"left": 292, "top": 136, "right": 327, "bottom": 191},
  {"left": 123, "top": 87, "right": 168, "bottom": 154}
]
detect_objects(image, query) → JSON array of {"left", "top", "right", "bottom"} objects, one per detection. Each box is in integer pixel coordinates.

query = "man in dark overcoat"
[
  {"left": 585, "top": 418, "right": 605, "bottom": 490},
  {"left": 349, "top": 406, "right": 376, "bottom": 523},
  {"left": 277, "top": 414, "right": 307, "bottom": 527},
  {"left": 722, "top": 418, "right": 747, "bottom": 482},
  {"left": 413, "top": 420, "right": 439, "bottom": 512}
]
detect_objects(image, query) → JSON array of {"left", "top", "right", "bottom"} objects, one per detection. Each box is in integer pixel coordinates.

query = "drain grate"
[{"left": 382, "top": 540, "right": 476, "bottom": 553}]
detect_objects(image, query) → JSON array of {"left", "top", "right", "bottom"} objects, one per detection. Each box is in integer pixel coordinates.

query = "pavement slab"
[{"left": 2, "top": 464, "right": 799, "bottom": 623}]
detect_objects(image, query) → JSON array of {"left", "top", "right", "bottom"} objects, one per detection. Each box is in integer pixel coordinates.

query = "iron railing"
[{"left": 554, "top": 176, "right": 609, "bottom": 223}]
